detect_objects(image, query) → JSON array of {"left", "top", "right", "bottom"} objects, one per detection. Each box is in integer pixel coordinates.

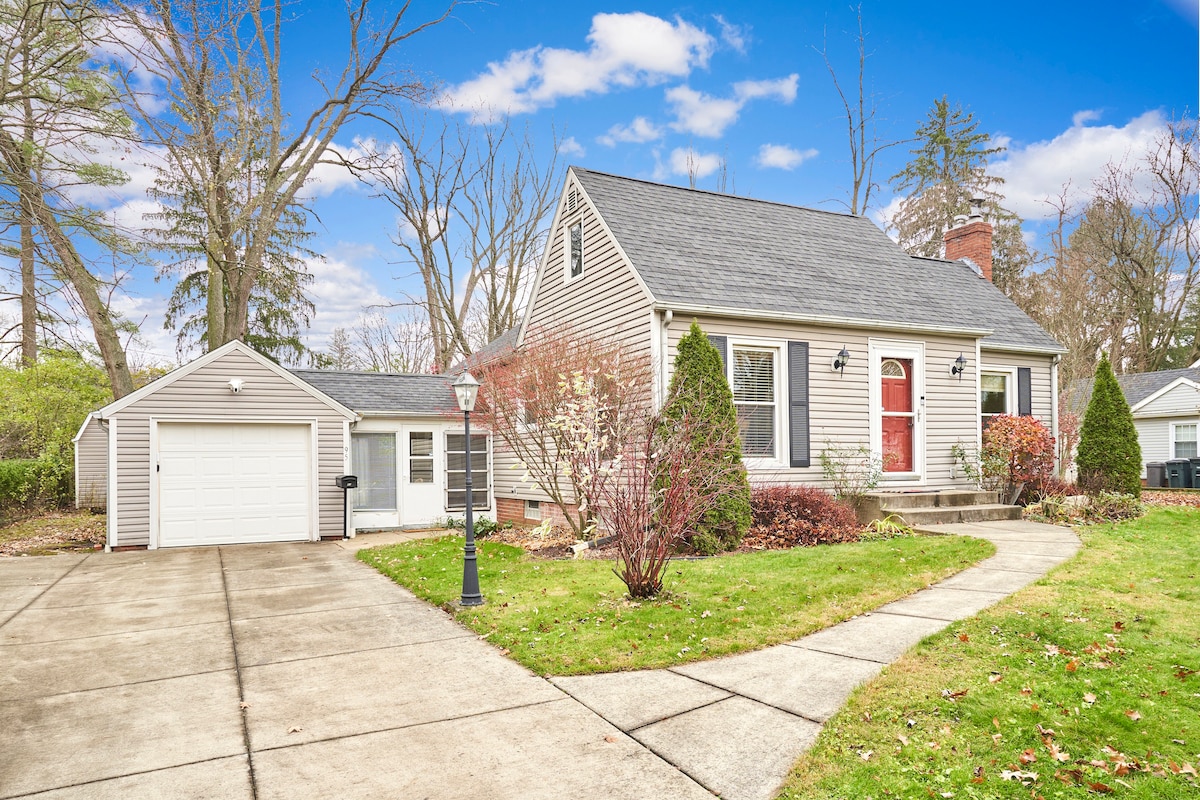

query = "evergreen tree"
[
  {"left": 1076, "top": 354, "right": 1142, "bottom": 497},
  {"left": 889, "top": 96, "right": 1032, "bottom": 296},
  {"left": 659, "top": 321, "right": 751, "bottom": 553}
]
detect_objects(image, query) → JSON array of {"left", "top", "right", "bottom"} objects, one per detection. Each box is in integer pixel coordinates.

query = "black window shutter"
[
  {"left": 1018, "top": 367, "right": 1032, "bottom": 416},
  {"left": 788, "top": 341, "right": 810, "bottom": 468},
  {"left": 706, "top": 335, "right": 728, "bottom": 373}
]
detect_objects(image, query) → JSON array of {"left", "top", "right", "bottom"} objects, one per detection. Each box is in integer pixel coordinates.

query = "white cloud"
[
  {"left": 667, "top": 74, "right": 798, "bottom": 138},
  {"left": 598, "top": 116, "right": 664, "bottom": 146},
  {"left": 713, "top": 14, "right": 749, "bottom": 53},
  {"left": 668, "top": 147, "right": 722, "bottom": 179},
  {"left": 442, "top": 13, "right": 714, "bottom": 121},
  {"left": 992, "top": 110, "right": 1169, "bottom": 219},
  {"left": 755, "top": 143, "right": 818, "bottom": 170},
  {"left": 303, "top": 253, "right": 391, "bottom": 348},
  {"left": 560, "top": 136, "right": 585, "bottom": 157}
]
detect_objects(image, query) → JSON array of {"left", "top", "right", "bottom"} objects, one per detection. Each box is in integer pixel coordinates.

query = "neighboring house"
[
  {"left": 1070, "top": 363, "right": 1200, "bottom": 480},
  {"left": 74, "top": 340, "right": 492, "bottom": 550},
  {"left": 492, "top": 167, "right": 1065, "bottom": 525}
]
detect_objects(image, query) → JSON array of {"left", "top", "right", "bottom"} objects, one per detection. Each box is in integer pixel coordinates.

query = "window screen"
[
  {"left": 409, "top": 431, "right": 434, "bottom": 483},
  {"left": 351, "top": 433, "right": 397, "bottom": 511}
]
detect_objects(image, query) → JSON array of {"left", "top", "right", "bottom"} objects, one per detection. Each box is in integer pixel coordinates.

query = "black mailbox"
[{"left": 336, "top": 474, "right": 358, "bottom": 490}]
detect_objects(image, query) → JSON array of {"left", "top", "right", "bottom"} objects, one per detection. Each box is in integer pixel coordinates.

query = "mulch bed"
[{"left": 1142, "top": 490, "right": 1200, "bottom": 508}]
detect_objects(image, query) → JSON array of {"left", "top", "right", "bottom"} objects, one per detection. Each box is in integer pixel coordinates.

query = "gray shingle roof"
[
  {"left": 450, "top": 326, "right": 519, "bottom": 373},
  {"left": 571, "top": 167, "right": 1063, "bottom": 353},
  {"left": 291, "top": 370, "right": 458, "bottom": 415},
  {"left": 1069, "top": 366, "right": 1200, "bottom": 415}
]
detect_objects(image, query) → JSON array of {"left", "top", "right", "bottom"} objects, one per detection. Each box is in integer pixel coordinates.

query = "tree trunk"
[{"left": 19, "top": 193, "right": 36, "bottom": 366}]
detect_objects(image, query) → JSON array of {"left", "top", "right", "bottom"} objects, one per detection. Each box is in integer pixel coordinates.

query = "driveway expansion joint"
[{"left": 218, "top": 546, "right": 260, "bottom": 800}]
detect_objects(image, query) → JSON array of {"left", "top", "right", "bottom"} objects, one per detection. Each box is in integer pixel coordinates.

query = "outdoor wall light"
[
  {"left": 228, "top": 378, "right": 245, "bottom": 393},
  {"left": 831, "top": 346, "right": 851, "bottom": 374},
  {"left": 951, "top": 353, "right": 968, "bottom": 379}
]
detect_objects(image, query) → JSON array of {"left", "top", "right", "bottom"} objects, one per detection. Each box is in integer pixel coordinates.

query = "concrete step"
[
  {"left": 868, "top": 490, "right": 1000, "bottom": 509},
  {"left": 882, "top": 503, "right": 1023, "bottom": 526}
]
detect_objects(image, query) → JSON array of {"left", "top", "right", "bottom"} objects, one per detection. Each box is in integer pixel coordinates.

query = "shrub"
[
  {"left": 0, "top": 447, "right": 72, "bottom": 513},
  {"left": 1083, "top": 492, "right": 1145, "bottom": 522},
  {"left": 1076, "top": 354, "right": 1142, "bottom": 497},
  {"left": 745, "top": 485, "right": 860, "bottom": 548},
  {"left": 819, "top": 441, "right": 885, "bottom": 504},
  {"left": 980, "top": 415, "right": 1056, "bottom": 504},
  {"left": 1022, "top": 475, "right": 1077, "bottom": 504},
  {"left": 659, "top": 321, "right": 752, "bottom": 554}
]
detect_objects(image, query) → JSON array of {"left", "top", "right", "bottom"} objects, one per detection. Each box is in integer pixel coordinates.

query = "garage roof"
[{"left": 292, "top": 370, "right": 459, "bottom": 416}]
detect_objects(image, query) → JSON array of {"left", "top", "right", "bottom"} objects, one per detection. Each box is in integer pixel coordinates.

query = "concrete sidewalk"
[
  {"left": 1, "top": 521, "right": 1077, "bottom": 800},
  {"left": 551, "top": 520, "right": 1080, "bottom": 800}
]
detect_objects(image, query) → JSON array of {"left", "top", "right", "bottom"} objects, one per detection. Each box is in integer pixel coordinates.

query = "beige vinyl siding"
[
  {"left": 667, "top": 316, "right": 979, "bottom": 491},
  {"left": 1138, "top": 381, "right": 1200, "bottom": 416},
  {"left": 74, "top": 416, "right": 108, "bottom": 509},
  {"left": 981, "top": 349, "right": 1055, "bottom": 422},
  {"left": 497, "top": 175, "right": 654, "bottom": 503},
  {"left": 108, "top": 349, "right": 349, "bottom": 548},
  {"left": 1133, "top": 419, "right": 1170, "bottom": 477}
]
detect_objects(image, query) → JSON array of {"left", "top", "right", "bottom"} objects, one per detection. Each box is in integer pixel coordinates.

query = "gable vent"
[{"left": 567, "top": 188, "right": 577, "bottom": 213}]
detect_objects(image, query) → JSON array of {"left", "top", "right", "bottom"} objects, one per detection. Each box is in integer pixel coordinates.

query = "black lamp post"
[{"left": 452, "top": 371, "right": 484, "bottom": 607}]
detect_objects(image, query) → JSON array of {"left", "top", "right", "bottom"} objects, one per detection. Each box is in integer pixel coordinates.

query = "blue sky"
[{"left": 95, "top": 0, "right": 1198, "bottom": 363}]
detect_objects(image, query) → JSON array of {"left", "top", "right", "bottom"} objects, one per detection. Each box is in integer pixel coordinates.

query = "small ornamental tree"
[
  {"left": 980, "top": 414, "right": 1056, "bottom": 504},
  {"left": 549, "top": 369, "right": 745, "bottom": 599},
  {"left": 1076, "top": 354, "right": 1142, "bottom": 497},
  {"left": 659, "top": 322, "right": 751, "bottom": 553}
]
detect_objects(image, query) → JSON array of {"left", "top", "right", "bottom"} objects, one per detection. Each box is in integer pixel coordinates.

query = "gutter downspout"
[
  {"left": 1051, "top": 354, "right": 1062, "bottom": 476},
  {"left": 660, "top": 309, "right": 673, "bottom": 409}
]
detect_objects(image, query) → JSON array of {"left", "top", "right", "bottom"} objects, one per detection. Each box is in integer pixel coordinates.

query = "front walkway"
[
  {"left": 551, "top": 520, "right": 1080, "bottom": 800},
  {"left": 0, "top": 521, "right": 1077, "bottom": 800}
]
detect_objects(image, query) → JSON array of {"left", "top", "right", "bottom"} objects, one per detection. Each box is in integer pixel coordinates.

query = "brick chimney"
[{"left": 943, "top": 198, "right": 993, "bottom": 281}]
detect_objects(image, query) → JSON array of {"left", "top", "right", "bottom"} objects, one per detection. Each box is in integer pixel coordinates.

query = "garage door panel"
[{"left": 158, "top": 423, "right": 313, "bottom": 548}]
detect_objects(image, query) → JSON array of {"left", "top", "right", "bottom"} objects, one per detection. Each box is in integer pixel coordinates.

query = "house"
[
  {"left": 73, "top": 340, "right": 493, "bottom": 550},
  {"left": 1070, "top": 362, "right": 1200, "bottom": 481},
  {"left": 492, "top": 167, "right": 1065, "bottom": 525}
]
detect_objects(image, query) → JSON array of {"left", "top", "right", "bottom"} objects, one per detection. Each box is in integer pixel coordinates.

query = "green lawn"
[
  {"left": 779, "top": 507, "right": 1200, "bottom": 799},
  {"left": 359, "top": 533, "right": 992, "bottom": 676}
]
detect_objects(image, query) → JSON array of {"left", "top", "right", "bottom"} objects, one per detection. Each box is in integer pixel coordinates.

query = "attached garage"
[
  {"left": 156, "top": 422, "right": 315, "bottom": 547},
  {"left": 80, "top": 341, "right": 357, "bottom": 550}
]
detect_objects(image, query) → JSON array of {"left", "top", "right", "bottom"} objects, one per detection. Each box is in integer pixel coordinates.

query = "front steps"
[{"left": 859, "top": 490, "right": 1023, "bottom": 526}]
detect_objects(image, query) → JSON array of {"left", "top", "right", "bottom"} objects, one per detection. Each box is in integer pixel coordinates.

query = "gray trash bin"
[
  {"left": 1166, "top": 459, "right": 1193, "bottom": 489},
  {"left": 1191, "top": 458, "right": 1200, "bottom": 488},
  {"left": 1146, "top": 462, "right": 1167, "bottom": 488}
]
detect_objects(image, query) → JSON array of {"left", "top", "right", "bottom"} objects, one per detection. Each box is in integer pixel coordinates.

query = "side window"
[
  {"left": 409, "top": 432, "right": 433, "bottom": 483},
  {"left": 446, "top": 433, "right": 489, "bottom": 510},
  {"left": 980, "top": 372, "right": 1010, "bottom": 430},
  {"left": 567, "top": 221, "right": 583, "bottom": 279},
  {"left": 731, "top": 347, "right": 778, "bottom": 458},
  {"left": 351, "top": 433, "right": 397, "bottom": 511},
  {"left": 1174, "top": 423, "right": 1198, "bottom": 459}
]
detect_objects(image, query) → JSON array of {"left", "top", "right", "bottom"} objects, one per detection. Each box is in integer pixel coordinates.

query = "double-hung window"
[
  {"left": 351, "top": 433, "right": 397, "bottom": 511},
  {"left": 732, "top": 347, "right": 778, "bottom": 458},
  {"left": 409, "top": 432, "right": 434, "bottom": 483},
  {"left": 1173, "top": 423, "right": 1198, "bottom": 459},
  {"left": 446, "top": 432, "right": 490, "bottom": 510},
  {"left": 980, "top": 371, "right": 1012, "bottom": 431}
]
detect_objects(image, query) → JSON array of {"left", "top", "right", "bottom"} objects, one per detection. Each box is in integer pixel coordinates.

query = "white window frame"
[
  {"left": 980, "top": 366, "right": 1018, "bottom": 430},
  {"left": 445, "top": 430, "right": 492, "bottom": 512},
  {"left": 726, "top": 338, "right": 787, "bottom": 469},
  {"left": 1171, "top": 421, "right": 1198, "bottom": 459},
  {"left": 524, "top": 499, "right": 541, "bottom": 520},
  {"left": 564, "top": 219, "right": 584, "bottom": 282},
  {"left": 351, "top": 431, "right": 399, "bottom": 512}
]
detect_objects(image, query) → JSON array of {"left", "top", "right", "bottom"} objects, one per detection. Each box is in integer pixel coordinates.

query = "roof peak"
[{"left": 569, "top": 165, "right": 867, "bottom": 221}]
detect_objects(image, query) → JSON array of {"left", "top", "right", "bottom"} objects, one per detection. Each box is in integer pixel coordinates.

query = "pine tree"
[
  {"left": 659, "top": 321, "right": 751, "bottom": 553},
  {"left": 1076, "top": 354, "right": 1142, "bottom": 497}
]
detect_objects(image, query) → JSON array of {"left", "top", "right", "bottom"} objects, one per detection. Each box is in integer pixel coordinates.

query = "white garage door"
[{"left": 157, "top": 423, "right": 312, "bottom": 547}]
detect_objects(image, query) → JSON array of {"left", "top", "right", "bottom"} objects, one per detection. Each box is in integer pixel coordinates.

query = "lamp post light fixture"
[
  {"left": 832, "top": 346, "right": 851, "bottom": 374},
  {"left": 951, "top": 353, "right": 968, "bottom": 379},
  {"left": 452, "top": 371, "right": 484, "bottom": 607}
]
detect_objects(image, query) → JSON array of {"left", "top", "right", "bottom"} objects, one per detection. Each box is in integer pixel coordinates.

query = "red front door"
[{"left": 881, "top": 358, "right": 913, "bottom": 472}]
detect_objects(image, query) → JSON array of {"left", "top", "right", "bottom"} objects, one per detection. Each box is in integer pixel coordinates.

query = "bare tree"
[
  {"left": 114, "top": 0, "right": 453, "bottom": 352},
  {"left": 817, "top": 5, "right": 902, "bottom": 215},
  {"left": 349, "top": 109, "right": 559, "bottom": 370}
]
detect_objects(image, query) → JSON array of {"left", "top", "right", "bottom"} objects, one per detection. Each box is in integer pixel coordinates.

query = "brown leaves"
[
  {"left": 1124, "top": 709, "right": 1142, "bottom": 721},
  {"left": 941, "top": 688, "right": 969, "bottom": 702},
  {"left": 1020, "top": 748, "right": 1038, "bottom": 764},
  {"left": 1083, "top": 692, "right": 1097, "bottom": 704},
  {"left": 1065, "top": 659, "right": 1079, "bottom": 672}
]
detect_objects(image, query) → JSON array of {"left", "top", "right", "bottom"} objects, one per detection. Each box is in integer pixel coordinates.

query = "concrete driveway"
[{"left": 0, "top": 536, "right": 712, "bottom": 800}]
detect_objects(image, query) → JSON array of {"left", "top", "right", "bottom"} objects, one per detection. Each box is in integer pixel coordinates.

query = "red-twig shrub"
[{"left": 745, "top": 485, "right": 860, "bottom": 549}]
